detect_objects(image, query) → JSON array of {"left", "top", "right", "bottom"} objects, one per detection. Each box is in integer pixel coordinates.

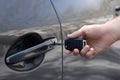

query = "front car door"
[{"left": 0, "top": 0, "right": 63, "bottom": 80}]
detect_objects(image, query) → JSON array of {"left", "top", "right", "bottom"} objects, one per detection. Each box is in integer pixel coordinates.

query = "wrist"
[{"left": 103, "top": 20, "right": 120, "bottom": 41}]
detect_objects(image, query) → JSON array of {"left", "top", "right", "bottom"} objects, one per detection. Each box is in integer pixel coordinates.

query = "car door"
[
  {"left": 0, "top": 0, "right": 63, "bottom": 80},
  {"left": 52, "top": 0, "right": 120, "bottom": 80}
]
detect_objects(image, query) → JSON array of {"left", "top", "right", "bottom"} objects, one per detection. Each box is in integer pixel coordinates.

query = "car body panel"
[
  {"left": 52, "top": 0, "right": 113, "bottom": 23},
  {"left": 52, "top": 0, "right": 120, "bottom": 80},
  {"left": 0, "top": 0, "right": 120, "bottom": 80},
  {"left": 0, "top": 0, "right": 62, "bottom": 80}
]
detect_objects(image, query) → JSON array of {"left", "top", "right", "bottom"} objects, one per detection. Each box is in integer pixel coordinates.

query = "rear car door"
[
  {"left": 0, "top": 0, "right": 62, "bottom": 80},
  {"left": 52, "top": 0, "right": 120, "bottom": 80}
]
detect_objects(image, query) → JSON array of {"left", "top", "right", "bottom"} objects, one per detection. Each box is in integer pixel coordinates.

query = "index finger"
[{"left": 67, "top": 29, "right": 84, "bottom": 38}]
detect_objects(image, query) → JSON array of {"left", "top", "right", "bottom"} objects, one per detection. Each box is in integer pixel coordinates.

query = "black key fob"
[{"left": 65, "top": 38, "right": 87, "bottom": 51}]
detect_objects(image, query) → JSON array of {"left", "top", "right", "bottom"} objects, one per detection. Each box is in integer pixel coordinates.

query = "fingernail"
[
  {"left": 90, "top": 48, "right": 94, "bottom": 51},
  {"left": 67, "top": 34, "right": 71, "bottom": 37}
]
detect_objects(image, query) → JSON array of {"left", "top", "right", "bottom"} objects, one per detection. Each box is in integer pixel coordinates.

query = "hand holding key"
[{"left": 65, "top": 22, "right": 120, "bottom": 59}]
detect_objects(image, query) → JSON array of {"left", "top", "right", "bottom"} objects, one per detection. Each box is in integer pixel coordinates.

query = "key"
[
  {"left": 54, "top": 38, "right": 87, "bottom": 51},
  {"left": 64, "top": 38, "right": 87, "bottom": 51}
]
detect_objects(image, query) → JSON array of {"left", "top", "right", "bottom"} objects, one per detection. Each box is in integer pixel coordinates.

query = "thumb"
[{"left": 67, "top": 29, "right": 84, "bottom": 38}]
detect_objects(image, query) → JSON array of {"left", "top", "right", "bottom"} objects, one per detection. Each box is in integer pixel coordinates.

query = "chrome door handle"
[{"left": 6, "top": 37, "right": 57, "bottom": 64}]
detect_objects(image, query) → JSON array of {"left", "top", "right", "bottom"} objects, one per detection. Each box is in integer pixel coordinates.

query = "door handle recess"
[{"left": 6, "top": 37, "right": 57, "bottom": 64}]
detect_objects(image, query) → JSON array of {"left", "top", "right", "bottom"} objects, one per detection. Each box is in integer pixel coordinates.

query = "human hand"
[{"left": 65, "top": 24, "right": 118, "bottom": 59}]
